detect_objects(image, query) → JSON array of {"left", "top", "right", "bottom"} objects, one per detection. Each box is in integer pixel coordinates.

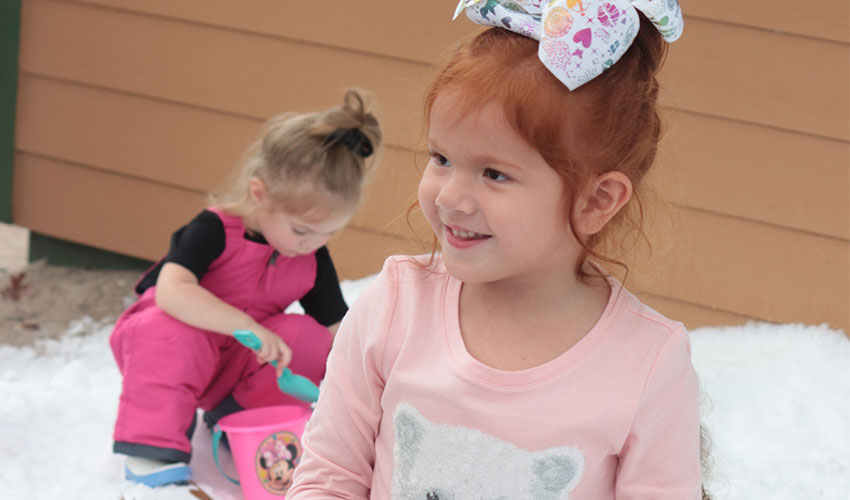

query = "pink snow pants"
[{"left": 110, "top": 293, "right": 332, "bottom": 459}]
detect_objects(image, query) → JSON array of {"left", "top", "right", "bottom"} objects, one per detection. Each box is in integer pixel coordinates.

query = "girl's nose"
[{"left": 435, "top": 173, "right": 476, "bottom": 215}]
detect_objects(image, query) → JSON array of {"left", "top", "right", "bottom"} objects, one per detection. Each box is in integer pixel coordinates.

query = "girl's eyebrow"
[
  {"left": 469, "top": 152, "right": 525, "bottom": 174},
  {"left": 428, "top": 138, "right": 522, "bottom": 172}
]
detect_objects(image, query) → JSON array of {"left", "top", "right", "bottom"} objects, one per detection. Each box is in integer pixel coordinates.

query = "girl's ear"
[
  {"left": 574, "top": 171, "right": 633, "bottom": 235},
  {"left": 249, "top": 177, "right": 267, "bottom": 206}
]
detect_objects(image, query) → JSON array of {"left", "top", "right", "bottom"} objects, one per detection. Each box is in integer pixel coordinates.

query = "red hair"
[{"left": 422, "top": 14, "right": 667, "bottom": 280}]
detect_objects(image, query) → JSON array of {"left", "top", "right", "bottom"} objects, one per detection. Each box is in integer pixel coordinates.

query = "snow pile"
[{"left": 690, "top": 323, "right": 850, "bottom": 499}]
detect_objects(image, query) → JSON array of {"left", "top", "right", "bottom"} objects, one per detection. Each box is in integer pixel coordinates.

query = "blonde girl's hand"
[{"left": 251, "top": 326, "right": 293, "bottom": 378}]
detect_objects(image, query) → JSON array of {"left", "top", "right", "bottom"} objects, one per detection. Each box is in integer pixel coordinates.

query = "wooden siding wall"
[{"left": 13, "top": 0, "right": 850, "bottom": 332}]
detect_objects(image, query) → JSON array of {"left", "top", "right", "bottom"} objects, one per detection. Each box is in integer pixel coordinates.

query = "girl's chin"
[
  {"left": 275, "top": 249, "right": 302, "bottom": 258},
  {"left": 441, "top": 258, "right": 500, "bottom": 284}
]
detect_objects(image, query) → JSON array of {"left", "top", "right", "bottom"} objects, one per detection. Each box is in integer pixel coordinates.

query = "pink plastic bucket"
[{"left": 213, "top": 405, "right": 311, "bottom": 498}]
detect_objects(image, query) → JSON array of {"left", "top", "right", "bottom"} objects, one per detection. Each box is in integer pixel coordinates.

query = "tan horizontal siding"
[
  {"left": 20, "top": 0, "right": 431, "bottom": 150},
  {"left": 14, "top": 74, "right": 426, "bottom": 236},
  {"left": 22, "top": 0, "right": 848, "bottom": 145},
  {"left": 656, "top": 111, "right": 850, "bottom": 240},
  {"left": 68, "top": 0, "right": 850, "bottom": 56},
  {"left": 687, "top": 0, "right": 848, "bottom": 43},
  {"left": 17, "top": 75, "right": 848, "bottom": 240},
  {"left": 14, "top": 0, "right": 849, "bottom": 333},
  {"left": 15, "top": 75, "right": 259, "bottom": 191},
  {"left": 628, "top": 208, "right": 849, "bottom": 330},
  {"left": 64, "top": 0, "right": 484, "bottom": 64},
  {"left": 661, "top": 17, "right": 848, "bottom": 141},
  {"left": 13, "top": 153, "right": 206, "bottom": 259}
]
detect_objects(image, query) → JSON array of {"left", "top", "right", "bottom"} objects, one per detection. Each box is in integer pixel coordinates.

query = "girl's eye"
[
  {"left": 292, "top": 227, "right": 308, "bottom": 236},
  {"left": 430, "top": 152, "right": 450, "bottom": 167},
  {"left": 483, "top": 168, "right": 508, "bottom": 181}
]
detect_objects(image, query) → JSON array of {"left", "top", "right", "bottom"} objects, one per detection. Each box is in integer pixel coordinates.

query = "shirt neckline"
[{"left": 441, "top": 272, "right": 624, "bottom": 389}]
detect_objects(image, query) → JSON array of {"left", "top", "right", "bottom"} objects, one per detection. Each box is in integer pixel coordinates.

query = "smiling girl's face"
[{"left": 418, "top": 90, "right": 584, "bottom": 286}]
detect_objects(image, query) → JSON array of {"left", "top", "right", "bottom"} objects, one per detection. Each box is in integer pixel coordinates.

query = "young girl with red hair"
[{"left": 289, "top": 1, "right": 709, "bottom": 498}]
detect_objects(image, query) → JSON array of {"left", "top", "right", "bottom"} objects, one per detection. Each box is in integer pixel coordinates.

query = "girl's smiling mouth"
[{"left": 444, "top": 224, "right": 491, "bottom": 249}]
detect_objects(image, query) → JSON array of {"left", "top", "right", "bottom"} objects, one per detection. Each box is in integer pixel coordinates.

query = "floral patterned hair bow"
[{"left": 453, "top": 0, "right": 683, "bottom": 90}]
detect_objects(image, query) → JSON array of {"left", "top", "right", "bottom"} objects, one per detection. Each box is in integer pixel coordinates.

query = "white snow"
[{"left": 1, "top": 276, "right": 848, "bottom": 499}]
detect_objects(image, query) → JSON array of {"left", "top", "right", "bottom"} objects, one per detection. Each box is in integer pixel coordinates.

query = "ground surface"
[{"left": 0, "top": 261, "right": 139, "bottom": 346}]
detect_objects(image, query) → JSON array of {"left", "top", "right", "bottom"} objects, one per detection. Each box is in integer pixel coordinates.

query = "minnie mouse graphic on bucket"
[{"left": 256, "top": 431, "right": 302, "bottom": 495}]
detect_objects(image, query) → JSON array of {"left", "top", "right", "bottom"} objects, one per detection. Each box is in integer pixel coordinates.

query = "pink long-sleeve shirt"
[{"left": 288, "top": 256, "right": 702, "bottom": 499}]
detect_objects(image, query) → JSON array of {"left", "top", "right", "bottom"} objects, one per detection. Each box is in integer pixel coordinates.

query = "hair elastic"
[
  {"left": 324, "top": 128, "right": 374, "bottom": 158},
  {"left": 453, "top": 0, "right": 684, "bottom": 90}
]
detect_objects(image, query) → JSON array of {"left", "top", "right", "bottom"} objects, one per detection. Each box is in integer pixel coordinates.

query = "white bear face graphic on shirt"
[{"left": 391, "top": 403, "right": 584, "bottom": 500}]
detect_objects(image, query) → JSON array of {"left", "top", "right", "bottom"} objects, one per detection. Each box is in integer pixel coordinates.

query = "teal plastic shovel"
[{"left": 233, "top": 329, "right": 320, "bottom": 403}]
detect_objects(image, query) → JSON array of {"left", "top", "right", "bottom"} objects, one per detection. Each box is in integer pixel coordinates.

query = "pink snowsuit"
[{"left": 110, "top": 209, "right": 333, "bottom": 462}]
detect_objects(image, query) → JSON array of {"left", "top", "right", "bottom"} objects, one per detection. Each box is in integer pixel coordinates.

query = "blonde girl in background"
[
  {"left": 110, "top": 90, "right": 382, "bottom": 487},
  {"left": 289, "top": 1, "right": 710, "bottom": 499}
]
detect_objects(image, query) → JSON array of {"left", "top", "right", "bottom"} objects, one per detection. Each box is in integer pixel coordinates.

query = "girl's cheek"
[
  {"left": 418, "top": 182, "right": 445, "bottom": 235},
  {"left": 417, "top": 177, "right": 437, "bottom": 215},
  {"left": 304, "top": 235, "right": 326, "bottom": 251},
  {"left": 418, "top": 169, "right": 443, "bottom": 204}
]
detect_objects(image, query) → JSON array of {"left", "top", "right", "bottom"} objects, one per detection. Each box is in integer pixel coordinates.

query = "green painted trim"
[
  {"left": 29, "top": 232, "right": 153, "bottom": 271},
  {"left": 0, "top": 0, "right": 22, "bottom": 223}
]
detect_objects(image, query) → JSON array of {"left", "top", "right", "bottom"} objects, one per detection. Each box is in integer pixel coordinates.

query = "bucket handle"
[{"left": 212, "top": 425, "right": 240, "bottom": 485}]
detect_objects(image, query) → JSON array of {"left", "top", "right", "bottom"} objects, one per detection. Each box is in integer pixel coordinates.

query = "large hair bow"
[{"left": 453, "top": 0, "right": 683, "bottom": 90}]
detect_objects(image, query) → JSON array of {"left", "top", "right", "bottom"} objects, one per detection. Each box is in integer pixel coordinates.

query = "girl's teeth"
[{"left": 451, "top": 228, "right": 480, "bottom": 239}]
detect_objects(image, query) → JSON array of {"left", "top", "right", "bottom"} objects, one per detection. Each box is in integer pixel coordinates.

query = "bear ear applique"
[
  {"left": 394, "top": 403, "right": 425, "bottom": 453},
  {"left": 531, "top": 449, "right": 585, "bottom": 499},
  {"left": 393, "top": 402, "right": 426, "bottom": 488}
]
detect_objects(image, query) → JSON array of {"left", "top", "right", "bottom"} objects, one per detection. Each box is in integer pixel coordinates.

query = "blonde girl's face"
[
  {"left": 418, "top": 91, "right": 584, "bottom": 286},
  {"left": 249, "top": 180, "right": 354, "bottom": 257}
]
